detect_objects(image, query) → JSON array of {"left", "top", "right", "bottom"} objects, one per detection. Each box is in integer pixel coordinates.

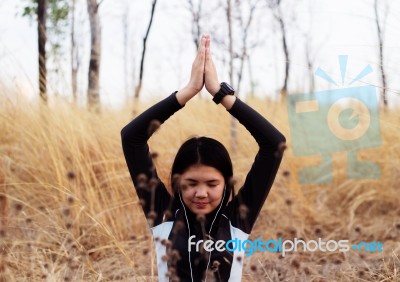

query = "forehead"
[{"left": 181, "top": 164, "right": 224, "bottom": 180}]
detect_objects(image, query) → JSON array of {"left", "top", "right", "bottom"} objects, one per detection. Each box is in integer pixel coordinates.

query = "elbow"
[
  {"left": 275, "top": 132, "right": 287, "bottom": 158},
  {"left": 277, "top": 131, "right": 286, "bottom": 144},
  {"left": 120, "top": 126, "right": 128, "bottom": 143}
]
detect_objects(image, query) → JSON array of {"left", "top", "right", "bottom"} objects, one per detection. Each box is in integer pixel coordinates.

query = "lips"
[{"left": 193, "top": 202, "right": 208, "bottom": 208}]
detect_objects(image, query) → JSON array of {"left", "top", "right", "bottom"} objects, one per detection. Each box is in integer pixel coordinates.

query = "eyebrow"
[{"left": 184, "top": 178, "right": 220, "bottom": 183}]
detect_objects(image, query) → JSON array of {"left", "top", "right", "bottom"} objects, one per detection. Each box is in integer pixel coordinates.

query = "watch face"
[{"left": 222, "top": 82, "right": 235, "bottom": 93}]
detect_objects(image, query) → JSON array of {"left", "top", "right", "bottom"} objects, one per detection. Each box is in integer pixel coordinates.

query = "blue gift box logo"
[{"left": 287, "top": 56, "right": 382, "bottom": 184}]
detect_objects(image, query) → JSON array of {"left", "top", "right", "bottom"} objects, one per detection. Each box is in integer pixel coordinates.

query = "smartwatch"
[{"left": 212, "top": 82, "right": 235, "bottom": 104}]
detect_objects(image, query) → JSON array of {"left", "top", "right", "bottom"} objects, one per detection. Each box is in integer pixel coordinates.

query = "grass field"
[{"left": 0, "top": 91, "right": 399, "bottom": 281}]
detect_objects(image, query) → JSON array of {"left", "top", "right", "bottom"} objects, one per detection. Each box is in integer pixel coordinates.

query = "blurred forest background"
[{"left": 0, "top": 0, "right": 399, "bottom": 281}]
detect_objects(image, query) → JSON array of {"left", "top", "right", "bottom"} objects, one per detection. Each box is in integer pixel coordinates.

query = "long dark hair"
[{"left": 170, "top": 136, "right": 234, "bottom": 206}]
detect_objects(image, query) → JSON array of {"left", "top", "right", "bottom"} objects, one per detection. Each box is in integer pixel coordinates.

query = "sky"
[{"left": 0, "top": 0, "right": 399, "bottom": 109}]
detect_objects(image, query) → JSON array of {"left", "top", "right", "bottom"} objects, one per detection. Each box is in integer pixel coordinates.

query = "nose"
[{"left": 195, "top": 185, "right": 207, "bottom": 198}]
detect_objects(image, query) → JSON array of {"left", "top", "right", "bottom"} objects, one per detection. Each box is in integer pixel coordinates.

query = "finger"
[
  {"left": 196, "top": 36, "right": 206, "bottom": 60},
  {"left": 197, "top": 34, "right": 206, "bottom": 52},
  {"left": 205, "top": 35, "right": 210, "bottom": 50},
  {"left": 198, "top": 38, "right": 207, "bottom": 67}
]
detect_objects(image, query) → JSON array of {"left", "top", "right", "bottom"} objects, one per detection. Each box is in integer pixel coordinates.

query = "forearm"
[
  {"left": 219, "top": 95, "right": 236, "bottom": 110},
  {"left": 176, "top": 86, "right": 199, "bottom": 106}
]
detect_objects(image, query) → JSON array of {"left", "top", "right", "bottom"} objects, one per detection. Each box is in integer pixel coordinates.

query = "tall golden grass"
[{"left": 0, "top": 90, "right": 399, "bottom": 281}]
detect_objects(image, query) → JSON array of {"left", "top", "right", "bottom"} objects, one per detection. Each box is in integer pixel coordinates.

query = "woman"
[{"left": 121, "top": 34, "right": 286, "bottom": 282}]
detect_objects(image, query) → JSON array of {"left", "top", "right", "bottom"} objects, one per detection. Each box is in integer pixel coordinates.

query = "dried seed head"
[
  {"left": 163, "top": 210, "right": 172, "bottom": 220},
  {"left": 318, "top": 258, "right": 327, "bottom": 265},
  {"left": 285, "top": 198, "right": 293, "bottom": 206},
  {"left": 250, "top": 264, "right": 257, "bottom": 272},
  {"left": 291, "top": 259, "right": 300, "bottom": 269},
  {"left": 196, "top": 214, "right": 206, "bottom": 223},
  {"left": 26, "top": 218, "right": 32, "bottom": 224},
  {"left": 148, "top": 120, "right": 161, "bottom": 136},
  {"left": 171, "top": 276, "right": 180, "bottom": 282},
  {"left": 67, "top": 196, "right": 74, "bottom": 205},
  {"left": 315, "top": 228, "right": 322, "bottom": 237},
  {"left": 228, "top": 177, "right": 237, "bottom": 187},
  {"left": 142, "top": 248, "right": 149, "bottom": 255},
  {"left": 174, "top": 221, "right": 185, "bottom": 233},
  {"left": 239, "top": 205, "right": 249, "bottom": 219},
  {"left": 236, "top": 256, "right": 242, "bottom": 262},
  {"left": 130, "top": 235, "right": 136, "bottom": 240},
  {"left": 211, "top": 260, "right": 220, "bottom": 271},
  {"left": 147, "top": 211, "right": 157, "bottom": 220},
  {"left": 151, "top": 152, "right": 159, "bottom": 159},
  {"left": 66, "top": 237, "right": 73, "bottom": 245},
  {"left": 161, "top": 239, "right": 172, "bottom": 248},
  {"left": 289, "top": 227, "right": 297, "bottom": 237},
  {"left": 169, "top": 267, "right": 177, "bottom": 275},
  {"left": 165, "top": 240, "right": 172, "bottom": 248},
  {"left": 276, "top": 231, "right": 283, "bottom": 237},
  {"left": 65, "top": 222, "right": 73, "bottom": 229},
  {"left": 149, "top": 178, "right": 159, "bottom": 190},
  {"left": 171, "top": 174, "right": 181, "bottom": 192},
  {"left": 62, "top": 208, "right": 71, "bottom": 217},
  {"left": 395, "top": 223, "right": 400, "bottom": 230},
  {"left": 303, "top": 267, "right": 310, "bottom": 275},
  {"left": 283, "top": 170, "right": 290, "bottom": 177},
  {"left": 14, "top": 203, "right": 23, "bottom": 212},
  {"left": 0, "top": 194, "right": 6, "bottom": 205},
  {"left": 0, "top": 229, "right": 6, "bottom": 237},
  {"left": 274, "top": 142, "right": 287, "bottom": 158},
  {"left": 137, "top": 174, "right": 148, "bottom": 190},
  {"left": 333, "top": 259, "right": 342, "bottom": 265},
  {"left": 137, "top": 173, "right": 148, "bottom": 184},
  {"left": 66, "top": 170, "right": 76, "bottom": 180},
  {"left": 139, "top": 199, "right": 146, "bottom": 207},
  {"left": 171, "top": 250, "right": 181, "bottom": 262}
]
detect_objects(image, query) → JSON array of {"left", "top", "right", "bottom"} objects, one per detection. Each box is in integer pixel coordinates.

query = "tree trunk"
[
  {"left": 277, "top": 10, "right": 289, "bottom": 97},
  {"left": 123, "top": 6, "right": 129, "bottom": 102},
  {"left": 37, "top": 0, "right": 48, "bottom": 103},
  {"left": 226, "top": 0, "right": 237, "bottom": 154},
  {"left": 187, "top": 0, "right": 202, "bottom": 51},
  {"left": 134, "top": 0, "right": 158, "bottom": 99},
  {"left": 305, "top": 34, "right": 314, "bottom": 93},
  {"left": 71, "top": 0, "right": 79, "bottom": 104},
  {"left": 87, "top": 0, "right": 101, "bottom": 110},
  {"left": 374, "top": 0, "right": 387, "bottom": 106}
]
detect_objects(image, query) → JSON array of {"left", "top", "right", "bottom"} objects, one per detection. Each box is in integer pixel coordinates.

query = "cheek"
[
  {"left": 180, "top": 188, "right": 194, "bottom": 203},
  {"left": 209, "top": 186, "right": 225, "bottom": 200}
]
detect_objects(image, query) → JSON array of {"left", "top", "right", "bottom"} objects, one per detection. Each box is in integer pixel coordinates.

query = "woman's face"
[{"left": 180, "top": 164, "right": 225, "bottom": 215}]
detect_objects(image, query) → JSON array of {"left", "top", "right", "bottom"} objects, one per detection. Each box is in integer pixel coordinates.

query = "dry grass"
[{"left": 0, "top": 89, "right": 399, "bottom": 281}]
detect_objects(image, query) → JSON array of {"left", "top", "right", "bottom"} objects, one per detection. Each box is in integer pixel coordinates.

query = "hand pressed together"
[
  {"left": 177, "top": 34, "right": 235, "bottom": 109},
  {"left": 186, "top": 34, "right": 220, "bottom": 96}
]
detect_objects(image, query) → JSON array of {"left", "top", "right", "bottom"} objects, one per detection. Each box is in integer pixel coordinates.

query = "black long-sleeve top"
[{"left": 121, "top": 92, "right": 286, "bottom": 282}]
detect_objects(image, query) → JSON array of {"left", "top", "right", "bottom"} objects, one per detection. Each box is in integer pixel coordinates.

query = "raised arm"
[
  {"left": 121, "top": 35, "right": 208, "bottom": 226},
  {"left": 121, "top": 93, "right": 182, "bottom": 226},
  {"left": 226, "top": 99, "right": 286, "bottom": 233},
  {"left": 204, "top": 35, "right": 286, "bottom": 233}
]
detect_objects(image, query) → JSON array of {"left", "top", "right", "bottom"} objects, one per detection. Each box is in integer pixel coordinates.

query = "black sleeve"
[
  {"left": 120, "top": 92, "right": 183, "bottom": 226},
  {"left": 225, "top": 98, "right": 286, "bottom": 234}
]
